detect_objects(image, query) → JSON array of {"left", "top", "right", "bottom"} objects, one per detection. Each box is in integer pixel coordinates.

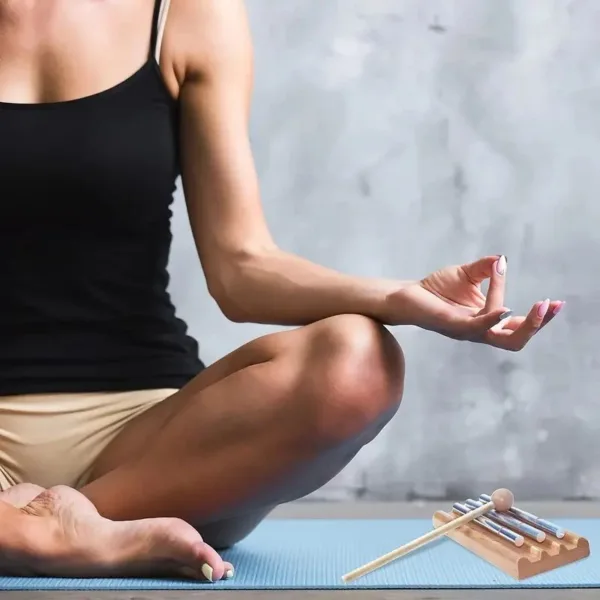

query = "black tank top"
[{"left": 0, "top": 0, "right": 204, "bottom": 394}]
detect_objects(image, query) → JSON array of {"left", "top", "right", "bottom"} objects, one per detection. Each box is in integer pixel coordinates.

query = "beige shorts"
[{"left": 0, "top": 388, "right": 178, "bottom": 492}]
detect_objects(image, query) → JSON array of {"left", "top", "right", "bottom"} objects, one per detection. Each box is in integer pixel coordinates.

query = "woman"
[{"left": 0, "top": 0, "right": 562, "bottom": 582}]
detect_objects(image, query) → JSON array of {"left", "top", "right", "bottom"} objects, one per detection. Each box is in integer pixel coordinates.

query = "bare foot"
[
  {"left": 0, "top": 483, "right": 45, "bottom": 508},
  {"left": 0, "top": 485, "right": 234, "bottom": 581}
]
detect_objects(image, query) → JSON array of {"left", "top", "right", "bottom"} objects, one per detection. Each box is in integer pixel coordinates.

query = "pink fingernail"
[
  {"left": 553, "top": 301, "right": 565, "bottom": 316},
  {"left": 537, "top": 298, "right": 550, "bottom": 318},
  {"left": 496, "top": 255, "right": 507, "bottom": 275}
]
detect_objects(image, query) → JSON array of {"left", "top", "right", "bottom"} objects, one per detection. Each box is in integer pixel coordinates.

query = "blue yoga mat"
[{"left": 0, "top": 518, "right": 597, "bottom": 590}]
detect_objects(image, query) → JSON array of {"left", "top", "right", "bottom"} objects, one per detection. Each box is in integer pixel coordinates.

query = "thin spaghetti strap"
[
  {"left": 152, "top": 0, "right": 172, "bottom": 65},
  {"left": 149, "top": 0, "right": 162, "bottom": 59}
]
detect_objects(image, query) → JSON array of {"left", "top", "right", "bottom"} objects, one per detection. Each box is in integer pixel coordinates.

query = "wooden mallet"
[{"left": 341, "top": 488, "right": 514, "bottom": 583}]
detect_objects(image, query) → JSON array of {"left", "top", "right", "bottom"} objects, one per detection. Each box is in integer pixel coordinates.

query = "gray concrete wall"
[{"left": 167, "top": 0, "right": 599, "bottom": 501}]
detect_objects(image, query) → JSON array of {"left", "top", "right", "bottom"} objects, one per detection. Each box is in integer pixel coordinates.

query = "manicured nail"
[
  {"left": 538, "top": 299, "right": 550, "bottom": 318},
  {"left": 498, "top": 309, "right": 512, "bottom": 321},
  {"left": 201, "top": 563, "right": 214, "bottom": 582},
  {"left": 225, "top": 568, "right": 235, "bottom": 579},
  {"left": 553, "top": 301, "right": 565, "bottom": 315},
  {"left": 496, "top": 255, "right": 507, "bottom": 275}
]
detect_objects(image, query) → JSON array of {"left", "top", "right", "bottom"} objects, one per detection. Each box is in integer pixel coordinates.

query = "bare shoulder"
[{"left": 162, "top": 0, "right": 253, "bottom": 89}]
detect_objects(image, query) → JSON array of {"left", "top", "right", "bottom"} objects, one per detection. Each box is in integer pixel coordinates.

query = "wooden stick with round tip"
[{"left": 341, "top": 488, "right": 514, "bottom": 583}]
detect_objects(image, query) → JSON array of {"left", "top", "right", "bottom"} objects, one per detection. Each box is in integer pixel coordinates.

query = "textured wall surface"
[{"left": 167, "top": 0, "right": 599, "bottom": 501}]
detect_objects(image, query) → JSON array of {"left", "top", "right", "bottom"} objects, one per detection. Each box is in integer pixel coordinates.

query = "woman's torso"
[{"left": 0, "top": 0, "right": 204, "bottom": 394}]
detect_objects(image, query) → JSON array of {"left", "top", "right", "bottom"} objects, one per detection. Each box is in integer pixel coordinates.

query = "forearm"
[{"left": 215, "top": 248, "right": 412, "bottom": 326}]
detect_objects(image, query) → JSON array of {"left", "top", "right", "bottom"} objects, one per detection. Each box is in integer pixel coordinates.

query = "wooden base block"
[{"left": 432, "top": 510, "right": 590, "bottom": 580}]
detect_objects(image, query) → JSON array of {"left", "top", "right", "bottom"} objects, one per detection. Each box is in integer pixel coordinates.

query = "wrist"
[{"left": 370, "top": 279, "right": 417, "bottom": 324}]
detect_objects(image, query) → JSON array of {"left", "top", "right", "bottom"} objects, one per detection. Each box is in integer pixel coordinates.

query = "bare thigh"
[
  {"left": 85, "top": 316, "right": 405, "bottom": 548},
  {"left": 87, "top": 328, "right": 293, "bottom": 477},
  {"left": 86, "top": 325, "right": 313, "bottom": 545}
]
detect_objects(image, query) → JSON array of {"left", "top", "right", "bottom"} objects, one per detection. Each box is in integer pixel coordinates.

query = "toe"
[
  {"left": 186, "top": 541, "right": 231, "bottom": 582},
  {"left": 153, "top": 518, "right": 231, "bottom": 582},
  {"left": 223, "top": 561, "right": 235, "bottom": 580}
]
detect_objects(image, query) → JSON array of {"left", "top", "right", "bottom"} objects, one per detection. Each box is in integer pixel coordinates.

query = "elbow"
[
  {"left": 208, "top": 280, "right": 249, "bottom": 323},
  {"left": 218, "top": 298, "right": 251, "bottom": 323},
  {"left": 206, "top": 264, "right": 254, "bottom": 324},
  {"left": 205, "top": 244, "right": 277, "bottom": 323}
]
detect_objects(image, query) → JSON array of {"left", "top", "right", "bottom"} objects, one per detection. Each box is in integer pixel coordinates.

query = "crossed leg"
[
  {"left": 81, "top": 314, "right": 405, "bottom": 548},
  {"left": 0, "top": 314, "right": 404, "bottom": 579}
]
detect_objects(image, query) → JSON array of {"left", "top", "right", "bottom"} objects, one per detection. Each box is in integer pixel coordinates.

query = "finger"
[
  {"left": 460, "top": 255, "right": 499, "bottom": 285},
  {"left": 546, "top": 300, "right": 565, "bottom": 321},
  {"left": 462, "top": 307, "right": 513, "bottom": 338},
  {"left": 485, "top": 299, "right": 564, "bottom": 348},
  {"left": 484, "top": 255, "right": 507, "bottom": 313},
  {"left": 501, "top": 300, "right": 564, "bottom": 332},
  {"left": 490, "top": 299, "right": 550, "bottom": 350},
  {"left": 495, "top": 316, "right": 524, "bottom": 331},
  {"left": 532, "top": 299, "right": 565, "bottom": 334}
]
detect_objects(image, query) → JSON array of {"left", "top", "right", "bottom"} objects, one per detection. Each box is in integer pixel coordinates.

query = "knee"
[{"left": 298, "top": 314, "right": 405, "bottom": 444}]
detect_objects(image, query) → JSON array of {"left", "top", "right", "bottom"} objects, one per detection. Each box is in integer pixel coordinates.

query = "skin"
[{"left": 0, "top": 0, "right": 563, "bottom": 582}]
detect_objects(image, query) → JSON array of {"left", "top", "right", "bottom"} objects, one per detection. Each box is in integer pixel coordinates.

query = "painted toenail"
[
  {"left": 201, "top": 563, "right": 214, "bottom": 582},
  {"left": 226, "top": 568, "right": 235, "bottom": 579}
]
